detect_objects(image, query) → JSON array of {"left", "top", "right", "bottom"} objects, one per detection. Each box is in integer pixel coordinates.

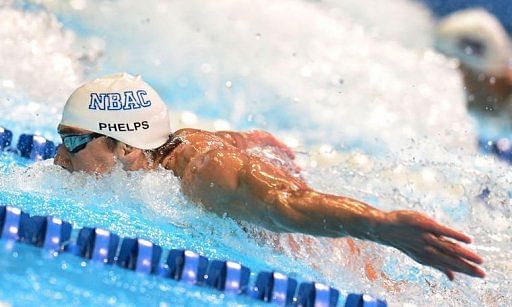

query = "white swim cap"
[{"left": 60, "top": 73, "right": 171, "bottom": 149}]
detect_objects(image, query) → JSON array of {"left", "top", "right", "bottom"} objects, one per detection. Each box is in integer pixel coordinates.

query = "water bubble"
[
  {"left": 2, "top": 80, "right": 15, "bottom": 88},
  {"left": 70, "top": 0, "right": 87, "bottom": 10},
  {"left": 201, "top": 63, "right": 212, "bottom": 74},
  {"left": 107, "top": 297, "right": 117, "bottom": 305},
  {"left": 213, "top": 119, "right": 230, "bottom": 130},
  {"left": 300, "top": 66, "right": 312, "bottom": 77},
  {"left": 178, "top": 77, "right": 188, "bottom": 87}
]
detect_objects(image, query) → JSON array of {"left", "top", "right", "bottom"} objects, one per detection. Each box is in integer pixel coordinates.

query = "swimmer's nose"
[{"left": 54, "top": 145, "right": 73, "bottom": 172}]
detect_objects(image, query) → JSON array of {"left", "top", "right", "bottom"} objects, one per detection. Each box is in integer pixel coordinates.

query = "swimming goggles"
[{"left": 60, "top": 133, "right": 105, "bottom": 154}]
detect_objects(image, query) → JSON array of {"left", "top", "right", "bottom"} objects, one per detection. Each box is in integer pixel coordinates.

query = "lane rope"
[{"left": 0, "top": 126, "right": 387, "bottom": 307}]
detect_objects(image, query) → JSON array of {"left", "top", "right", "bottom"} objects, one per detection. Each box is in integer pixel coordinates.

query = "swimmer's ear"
[
  {"left": 114, "top": 142, "right": 140, "bottom": 157},
  {"left": 114, "top": 142, "right": 147, "bottom": 171}
]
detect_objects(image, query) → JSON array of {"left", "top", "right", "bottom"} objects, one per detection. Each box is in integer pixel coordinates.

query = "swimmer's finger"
[
  {"left": 444, "top": 270, "right": 455, "bottom": 281},
  {"left": 425, "top": 235, "right": 484, "bottom": 264},
  {"left": 428, "top": 246, "right": 486, "bottom": 278},
  {"left": 447, "top": 258, "right": 485, "bottom": 278},
  {"left": 424, "top": 221, "right": 472, "bottom": 243}
]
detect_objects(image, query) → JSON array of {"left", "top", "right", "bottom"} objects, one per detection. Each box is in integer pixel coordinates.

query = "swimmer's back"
[{"left": 162, "top": 128, "right": 301, "bottom": 178}]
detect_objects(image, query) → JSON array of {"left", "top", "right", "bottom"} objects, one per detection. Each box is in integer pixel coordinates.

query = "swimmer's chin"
[
  {"left": 52, "top": 160, "right": 166, "bottom": 178},
  {"left": 52, "top": 159, "right": 125, "bottom": 176}
]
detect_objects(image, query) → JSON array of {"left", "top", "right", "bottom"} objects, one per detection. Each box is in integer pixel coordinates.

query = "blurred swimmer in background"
[
  {"left": 54, "top": 73, "right": 485, "bottom": 281},
  {"left": 435, "top": 8, "right": 512, "bottom": 161}
]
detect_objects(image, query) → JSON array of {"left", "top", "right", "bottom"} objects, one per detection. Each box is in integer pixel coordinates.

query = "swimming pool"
[{"left": 1, "top": 0, "right": 511, "bottom": 306}]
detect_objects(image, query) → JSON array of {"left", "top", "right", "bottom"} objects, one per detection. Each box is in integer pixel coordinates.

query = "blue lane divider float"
[
  {"left": 0, "top": 127, "right": 58, "bottom": 161},
  {"left": 0, "top": 126, "right": 388, "bottom": 306},
  {"left": 252, "top": 271, "right": 297, "bottom": 305},
  {"left": 17, "top": 134, "right": 57, "bottom": 161},
  {"left": 0, "top": 127, "right": 13, "bottom": 150},
  {"left": 479, "top": 137, "right": 512, "bottom": 163},
  {"left": 296, "top": 282, "right": 340, "bottom": 307},
  {"left": 0, "top": 205, "right": 388, "bottom": 306},
  {"left": 69, "top": 227, "right": 120, "bottom": 264},
  {"left": 206, "top": 260, "right": 251, "bottom": 294},
  {"left": 165, "top": 249, "right": 209, "bottom": 284},
  {"left": 0, "top": 206, "right": 26, "bottom": 241},
  {"left": 118, "top": 237, "right": 162, "bottom": 274},
  {"left": 345, "top": 294, "right": 387, "bottom": 307},
  {"left": 19, "top": 215, "right": 72, "bottom": 251}
]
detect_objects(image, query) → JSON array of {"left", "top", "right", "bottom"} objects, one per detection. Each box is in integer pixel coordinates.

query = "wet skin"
[{"left": 55, "top": 125, "right": 485, "bottom": 281}]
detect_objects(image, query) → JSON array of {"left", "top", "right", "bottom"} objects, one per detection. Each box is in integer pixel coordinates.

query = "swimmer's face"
[{"left": 54, "top": 125, "right": 117, "bottom": 173}]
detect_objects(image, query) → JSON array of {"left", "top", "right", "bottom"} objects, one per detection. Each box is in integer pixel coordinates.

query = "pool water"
[{"left": 1, "top": 0, "right": 511, "bottom": 306}]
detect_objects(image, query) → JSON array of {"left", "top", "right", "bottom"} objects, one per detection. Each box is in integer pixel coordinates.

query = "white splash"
[{"left": 28, "top": 0, "right": 471, "bottom": 154}]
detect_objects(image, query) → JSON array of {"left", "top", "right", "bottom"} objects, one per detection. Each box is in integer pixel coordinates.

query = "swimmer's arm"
[
  {"left": 179, "top": 146, "right": 485, "bottom": 280},
  {"left": 177, "top": 142, "right": 375, "bottom": 237},
  {"left": 277, "top": 190, "right": 485, "bottom": 280}
]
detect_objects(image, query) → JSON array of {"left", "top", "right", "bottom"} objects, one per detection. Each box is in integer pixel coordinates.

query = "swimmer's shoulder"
[
  {"left": 160, "top": 128, "right": 230, "bottom": 175},
  {"left": 173, "top": 128, "right": 201, "bottom": 138},
  {"left": 172, "top": 128, "right": 229, "bottom": 144}
]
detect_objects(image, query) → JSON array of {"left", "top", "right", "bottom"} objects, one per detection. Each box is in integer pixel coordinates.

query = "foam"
[
  {"left": 0, "top": 5, "right": 86, "bottom": 137},
  {"left": 30, "top": 0, "right": 472, "bottom": 155},
  {"left": 0, "top": 6, "right": 83, "bottom": 103}
]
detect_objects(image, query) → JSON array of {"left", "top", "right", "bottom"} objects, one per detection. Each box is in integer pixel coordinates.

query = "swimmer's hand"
[{"left": 377, "top": 210, "right": 485, "bottom": 280}]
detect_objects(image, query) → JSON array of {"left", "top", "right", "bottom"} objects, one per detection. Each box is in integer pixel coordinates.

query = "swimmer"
[
  {"left": 434, "top": 9, "right": 512, "bottom": 153},
  {"left": 54, "top": 73, "right": 485, "bottom": 281}
]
